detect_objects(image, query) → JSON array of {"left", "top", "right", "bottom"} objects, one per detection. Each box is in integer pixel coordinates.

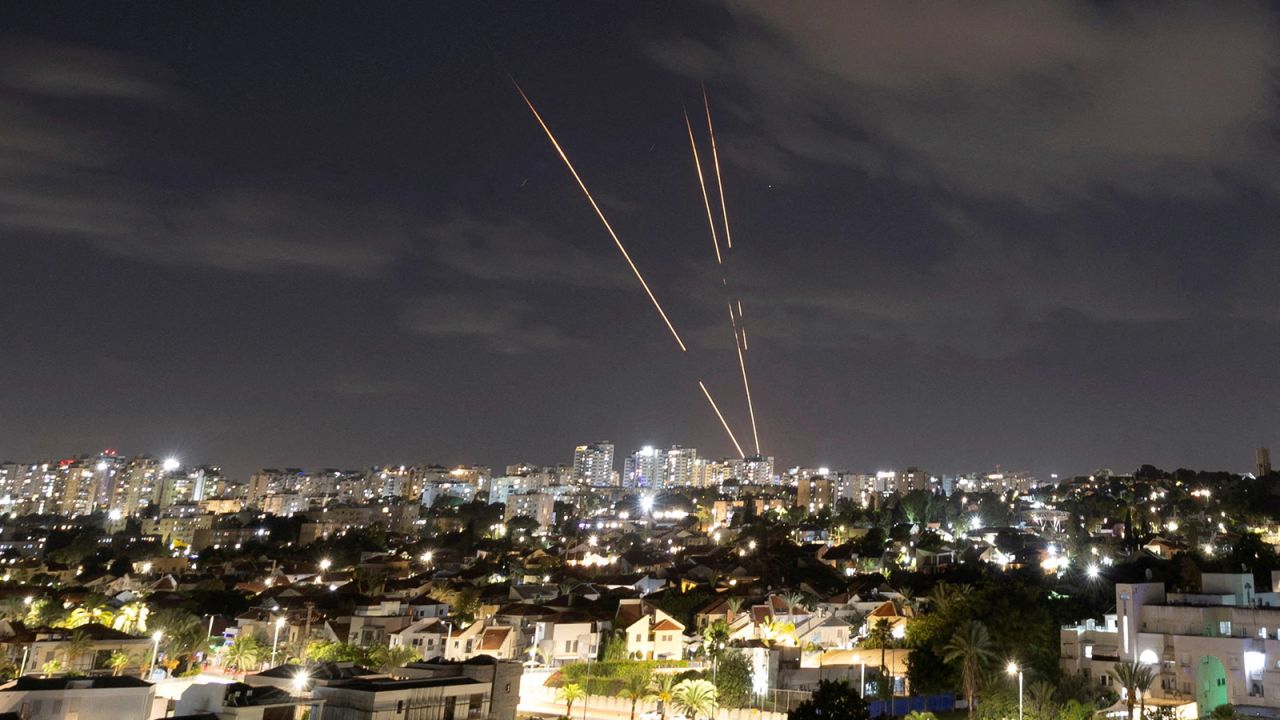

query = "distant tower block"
[{"left": 1257, "top": 447, "right": 1272, "bottom": 477}]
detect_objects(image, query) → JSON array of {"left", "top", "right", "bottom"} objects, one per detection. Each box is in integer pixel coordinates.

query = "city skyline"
[{"left": 4, "top": 4, "right": 1280, "bottom": 480}]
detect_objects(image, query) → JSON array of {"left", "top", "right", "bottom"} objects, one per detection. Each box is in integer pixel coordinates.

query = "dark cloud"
[
  {"left": 399, "top": 294, "right": 576, "bottom": 354},
  {"left": 0, "top": 38, "right": 410, "bottom": 279},
  {"left": 652, "top": 2, "right": 1280, "bottom": 204},
  {"left": 426, "top": 216, "right": 631, "bottom": 289}
]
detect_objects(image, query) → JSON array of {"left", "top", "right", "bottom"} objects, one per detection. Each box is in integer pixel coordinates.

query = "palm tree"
[
  {"left": 64, "top": 605, "right": 115, "bottom": 629},
  {"left": 725, "top": 597, "right": 743, "bottom": 625},
  {"left": 113, "top": 602, "right": 149, "bottom": 634},
  {"left": 780, "top": 592, "right": 806, "bottom": 620},
  {"left": 618, "top": 669, "right": 653, "bottom": 720},
  {"left": 223, "top": 634, "right": 264, "bottom": 673},
  {"left": 63, "top": 629, "right": 95, "bottom": 672},
  {"left": 150, "top": 608, "right": 204, "bottom": 668},
  {"left": 1027, "top": 680, "right": 1058, "bottom": 720},
  {"left": 27, "top": 598, "right": 68, "bottom": 628},
  {"left": 672, "top": 679, "right": 717, "bottom": 720},
  {"left": 865, "top": 621, "right": 893, "bottom": 695},
  {"left": 941, "top": 620, "right": 997, "bottom": 720},
  {"left": 1110, "top": 661, "right": 1155, "bottom": 720},
  {"left": 108, "top": 651, "right": 133, "bottom": 677},
  {"left": 558, "top": 682, "right": 585, "bottom": 717},
  {"left": 372, "top": 644, "right": 419, "bottom": 672},
  {"left": 649, "top": 673, "right": 678, "bottom": 720},
  {"left": 702, "top": 619, "right": 730, "bottom": 672}
]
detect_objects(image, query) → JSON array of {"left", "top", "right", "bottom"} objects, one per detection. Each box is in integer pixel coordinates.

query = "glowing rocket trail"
[
  {"left": 699, "top": 380, "right": 746, "bottom": 457},
  {"left": 727, "top": 303, "right": 761, "bottom": 454},
  {"left": 703, "top": 86, "right": 732, "bottom": 250},
  {"left": 515, "top": 81, "right": 688, "bottom": 352},
  {"left": 684, "top": 110, "right": 722, "bottom": 265},
  {"left": 735, "top": 337, "right": 761, "bottom": 455}
]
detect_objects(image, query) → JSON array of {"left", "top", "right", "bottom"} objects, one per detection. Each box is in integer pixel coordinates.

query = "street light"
[
  {"left": 149, "top": 631, "right": 163, "bottom": 676},
  {"left": 1007, "top": 662, "right": 1023, "bottom": 720},
  {"left": 318, "top": 557, "right": 331, "bottom": 585},
  {"left": 272, "top": 617, "right": 286, "bottom": 666},
  {"left": 292, "top": 669, "right": 310, "bottom": 696}
]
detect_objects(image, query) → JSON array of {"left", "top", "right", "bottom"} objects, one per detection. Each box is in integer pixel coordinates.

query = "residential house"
[{"left": 615, "top": 599, "right": 685, "bottom": 660}]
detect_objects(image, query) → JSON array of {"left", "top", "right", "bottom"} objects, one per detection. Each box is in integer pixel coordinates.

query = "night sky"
[{"left": 3, "top": 3, "right": 1279, "bottom": 480}]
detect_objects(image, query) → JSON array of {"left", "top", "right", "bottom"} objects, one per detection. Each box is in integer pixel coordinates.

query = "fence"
[{"left": 867, "top": 694, "right": 955, "bottom": 717}]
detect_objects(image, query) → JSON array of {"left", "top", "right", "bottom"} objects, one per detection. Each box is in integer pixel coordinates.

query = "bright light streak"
[
  {"left": 514, "top": 81, "right": 687, "bottom": 351},
  {"left": 699, "top": 380, "right": 746, "bottom": 457},
  {"left": 684, "top": 109, "right": 722, "bottom": 265},
  {"left": 162, "top": 457, "right": 180, "bottom": 472},
  {"left": 735, "top": 331, "right": 761, "bottom": 455},
  {"left": 703, "top": 86, "right": 732, "bottom": 250}
]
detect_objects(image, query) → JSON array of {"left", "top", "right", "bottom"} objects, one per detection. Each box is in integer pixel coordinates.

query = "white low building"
[{"left": 1061, "top": 572, "right": 1280, "bottom": 716}]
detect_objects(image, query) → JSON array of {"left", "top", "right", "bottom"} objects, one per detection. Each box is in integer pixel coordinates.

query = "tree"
[
  {"left": 904, "top": 713, "right": 938, "bottom": 720},
  {"left": 223, "top": 634, "right": 264, "bottom": 673},
  {"left": 371, "top": 644, "right": 419, "bottom": 672},
  {"left": 150, "top": 608, "right": 205, "bottom": 669},
  {"left": 108, "top": 651, "right": 133, "bottom": 676},
  {"left": 63, "top": 629, "right": 95, "bottom": 671},
  {"left": 1109, "top": 661, "right": 1155, "bottom": 720},
  {"left": 725, "top": 597, "right": 743, "bottom": 624},
  {"left": 113, "top": 602, "right": 149, "bottom": 634},
  {"left": 558, "top": 682, "right": 586, "bottom": 717},
  {"left": 618, "top": 668, "right": 653, "bottom": 720},
  {"left": 1026, "top": 680, "right": 1059, "bottom": 720},
  {"left": 650, "top": 673, "right": 679, "bottom": 720},
  {"left": 702, "top": 619, "right": 729, "bottom": 664},
  {"left": 714, "top": 652, "right": 752, "bottom": 708},
  {"left": 452, "top": 587, "right": 480, "bottom": 626},
  {"left": 780, "top": 592, "right": 806, "bottom": 619},
  {"left": 941, "top": 620, "right": 997, "bottom": 720},
  {"left": 64, "top": 606, "right": 115, "bottom": 629},
  {"left": 27, "top": 598, "right": 68, "bottom": 628},
  {"left": 789, "top": 680, "right": 870, "bottom": 720},
  {"left": 864, "top": 621, "right": 893, "bottom": 701},
  {"left": 672, "top": 679, "right": 718, "bottom": 720}
]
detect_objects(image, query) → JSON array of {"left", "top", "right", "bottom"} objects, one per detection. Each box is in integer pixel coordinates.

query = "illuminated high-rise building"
[
  {"left": 572, "top": 442, "right": 614, "bottom": 486},
  {"left": 622, "top": 446, "right": 664, "bottom": 488},
  {"left": 663, "top": 446, "right": 699, "bottom": 489}
]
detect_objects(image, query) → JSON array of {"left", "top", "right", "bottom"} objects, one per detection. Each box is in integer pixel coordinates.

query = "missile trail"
[
  {"left": 684, "top": 109, "right": 722, "bottom": 265},
  {"left": 735, "top": 336, "right": 761, "bottom": 455},
  {"left": 703, "top": 86, "right": 732, "bottom": 250},
  {"left": 699, "top": 380, "right": 746, "bottom": 457},
  {"left": 515, "top": 81, "right": 687, "bottom": 352},
  {"left": 727, "top": 303, "right": 760, "bottom": 454}
]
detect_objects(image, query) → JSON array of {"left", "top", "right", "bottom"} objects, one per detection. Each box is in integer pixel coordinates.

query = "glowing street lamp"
[
  {"left": 1086, "top": 563, "right": 1100, "bottom": 580},
  {"left": 292, "top": 669, "right": 310, "bottom": 696},
  {"left": 1007, "top": 662, "right": 1023, "bottom": 720},
  {"left": 162, "top": 457, "right": 180, "bottom": 472},
  {"left": 271, "top": 617, "right": 286, "bottom": 666},
  {"left": 149, "top": 631, "right": 163, "bottom": 676},
  {"left": 421, "top": 551, "right": 433, "bottom": 564}
]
